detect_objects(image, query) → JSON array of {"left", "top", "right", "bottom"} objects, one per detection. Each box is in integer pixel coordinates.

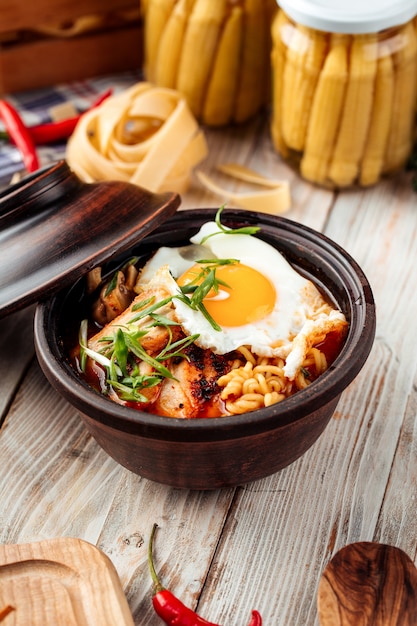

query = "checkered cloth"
[{"left": 0, "top": 70, "right": 141, "bottom": 188}]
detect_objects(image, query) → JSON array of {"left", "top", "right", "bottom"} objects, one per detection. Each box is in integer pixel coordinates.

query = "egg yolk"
[{"left": 177, "top": 262, "right": 276, "bottom": 327}]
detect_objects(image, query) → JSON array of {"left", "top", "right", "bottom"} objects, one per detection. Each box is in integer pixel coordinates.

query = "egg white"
[{"left": 137, "top": 221, "right": 347, "bottom": 379}]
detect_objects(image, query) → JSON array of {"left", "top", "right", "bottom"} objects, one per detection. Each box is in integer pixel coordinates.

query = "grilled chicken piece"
[
  {"left": 86, "top": 265, "right": 235, "bottom": 418},
  {"left": 155, "top": 344, "right": 235, "bottom": 418}
]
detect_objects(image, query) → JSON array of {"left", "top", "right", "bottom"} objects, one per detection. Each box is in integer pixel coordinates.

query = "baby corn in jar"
[
  {"left": 271, "top": 0, "right": 417, "bottom": 188},
  {"left": 142, "top": 0, "right": 277, "bottom": 126}
]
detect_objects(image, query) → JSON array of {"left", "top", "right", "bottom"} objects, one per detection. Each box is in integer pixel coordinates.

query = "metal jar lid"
[{"left": 277, "top": 0, "right": 417, "bottom": 34}]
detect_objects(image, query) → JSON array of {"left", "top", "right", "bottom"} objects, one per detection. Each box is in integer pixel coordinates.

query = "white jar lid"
[{"left": 277, "top": 0, "right": 417, "bottom": 34}]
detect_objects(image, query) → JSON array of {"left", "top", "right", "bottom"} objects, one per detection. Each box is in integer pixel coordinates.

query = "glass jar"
[
  {"left": 142, "top": 0, "right": 277, "bottom": 126},
  {"left": 271, "top": 0, "right": 417, "bottom": 187}
]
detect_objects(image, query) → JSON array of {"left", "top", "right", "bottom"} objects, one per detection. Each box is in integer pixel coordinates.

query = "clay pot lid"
[{"left": 0, "top": 160, "right": 180, "bottom": 320}]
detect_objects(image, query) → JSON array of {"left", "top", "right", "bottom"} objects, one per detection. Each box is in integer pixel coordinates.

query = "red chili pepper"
[
  {"left": 0, "top": 89, "right": 113, "bottom": 147},
  {"left": 152, "top": 588, "right": 219, "bottom": 626},
  {"left": 148, "top": 523, "right": 262, "bottom": 626},
  {"left": 28, "top": 88, "right": 113, "bottom": 144},
  {"left": 0, "top": 99, "right": 39, "bottom": 172},
  {"left": 248, "top": 610, "right": 262, "bottom": 626},
  {"left": 26, "top": 116, "right": 80, "bottom": 144},
  {"left": 0, "top": 604, "right": 15, "bottom": 621}
]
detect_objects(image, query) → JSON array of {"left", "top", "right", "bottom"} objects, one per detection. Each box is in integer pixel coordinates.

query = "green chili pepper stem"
[{"left": 148, "top": 523, "right": 165, "bottom": 594}]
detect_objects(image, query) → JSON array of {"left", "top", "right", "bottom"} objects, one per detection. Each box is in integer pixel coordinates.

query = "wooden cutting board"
[{"left": 0, "top": 537, "right": 135, "bottom": 625}]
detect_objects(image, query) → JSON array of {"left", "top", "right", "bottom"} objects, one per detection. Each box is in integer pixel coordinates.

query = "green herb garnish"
[
  {"left": 175, "top": 258, "right": 237, "bottom": 332},
  {"left": 301, "top": 366, "right": 311, "bottom": 379},
  {"left": 79, "top": 312, "right": 200, "bottom": 403},
  {"left": 199, "top": 205, "right": 260, "bottom": 245},
  {"left": 104, "top": 257, "right": 139, "bottom": 297}
]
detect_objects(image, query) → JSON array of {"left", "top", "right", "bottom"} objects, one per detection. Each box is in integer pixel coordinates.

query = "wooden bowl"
[{"left": 34, "top": 209, "right": 376, "bottom": 489}]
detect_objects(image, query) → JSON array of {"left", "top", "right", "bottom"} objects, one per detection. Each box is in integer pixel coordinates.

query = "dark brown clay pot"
[{"left": 34, "top": 208, "right": 376, "bottom": 490}]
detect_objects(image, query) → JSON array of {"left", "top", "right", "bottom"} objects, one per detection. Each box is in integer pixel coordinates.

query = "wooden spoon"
[{"left": 317, "top": 542, "right": 417, "bottom": 625}]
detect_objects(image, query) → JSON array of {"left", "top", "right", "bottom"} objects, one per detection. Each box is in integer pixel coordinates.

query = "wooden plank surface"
[{"left": 1, "top": 109, "right": 417, "bottom": 625}]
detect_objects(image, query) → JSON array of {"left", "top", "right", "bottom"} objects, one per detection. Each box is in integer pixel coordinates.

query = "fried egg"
[{"left": 137, "top": 221, "right": 347, "bottom": 379}]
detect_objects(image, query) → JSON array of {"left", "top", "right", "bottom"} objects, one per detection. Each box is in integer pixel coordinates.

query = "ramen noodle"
[{"left": 218, "top": 345, "right": 328, "bottom": 414}]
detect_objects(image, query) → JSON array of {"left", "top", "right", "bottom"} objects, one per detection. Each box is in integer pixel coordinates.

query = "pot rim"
[{"left": 34, "top": 209, "right": 376, "bottom": 442}]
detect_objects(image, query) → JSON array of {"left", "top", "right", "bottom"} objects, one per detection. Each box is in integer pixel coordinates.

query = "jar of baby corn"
[
  {"left": 271, "top": 0, "right": 417, "bottom": 187},
  {"left": 141, "top": 0, "right": 277, "bottom": 126}
]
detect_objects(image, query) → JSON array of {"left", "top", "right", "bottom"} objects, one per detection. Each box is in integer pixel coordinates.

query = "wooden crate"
[{"left": 0, "top": 0, "right": 143, "bottom": 94}]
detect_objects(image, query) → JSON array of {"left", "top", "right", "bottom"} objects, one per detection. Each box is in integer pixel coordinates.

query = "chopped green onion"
[
  {"left": 104, "top": 271, "right": 119, "bottom": 297},
  {"left": 199, "top": 205, "right": 260, "bottom": 244},
  {"left": 130, "top": 295, "right": 173, "bottom": 323},
  {"left": 104, "top": 257, "right": 139, "bottom": 296},
  {"left": 113, "top": 328, "right": 128, "bottom": 376}
]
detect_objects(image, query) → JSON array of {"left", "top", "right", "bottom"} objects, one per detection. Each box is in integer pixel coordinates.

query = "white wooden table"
[{"left": 1, "top": 111, "right": 417, "bottom": 625}]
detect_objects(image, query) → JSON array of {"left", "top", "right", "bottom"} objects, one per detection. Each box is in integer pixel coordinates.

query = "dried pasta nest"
[{"left": 66, "top": 82, "right": 208, "bottom": 194}]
